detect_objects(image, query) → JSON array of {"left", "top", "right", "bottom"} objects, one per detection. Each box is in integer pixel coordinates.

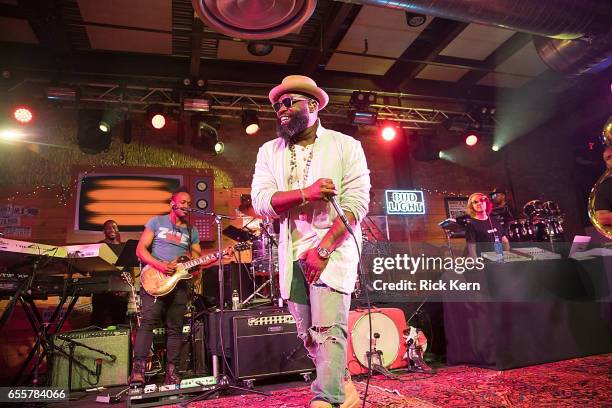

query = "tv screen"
[{"left": 67, "top": 167, "right": 214, "bottom": 243}]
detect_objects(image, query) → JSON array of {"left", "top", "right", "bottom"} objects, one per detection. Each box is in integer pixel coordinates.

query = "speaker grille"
[{"left": 50, "top": 329, "right": 130, "bottom": 390}]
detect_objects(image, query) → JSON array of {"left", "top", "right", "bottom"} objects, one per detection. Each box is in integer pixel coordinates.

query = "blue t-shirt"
[{"left": 145, "top": 215, "right": 200, "bottom": 262}]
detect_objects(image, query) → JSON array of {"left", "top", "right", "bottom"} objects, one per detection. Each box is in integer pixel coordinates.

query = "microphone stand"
[{"left": 180, "top": 209, "right": 269, "bottom": 407}]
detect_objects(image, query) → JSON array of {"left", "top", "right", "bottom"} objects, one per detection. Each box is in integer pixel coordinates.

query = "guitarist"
[{"left": 129, "top": 187, "right": 206, "bottom": 386}]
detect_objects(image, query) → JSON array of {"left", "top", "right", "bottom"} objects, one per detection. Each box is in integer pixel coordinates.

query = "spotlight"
[
  {"left": 99, "top": 120, "right": 110, "bottom": 133},
  {"left": 78, "top": 110, "right": 111, "bottom": 154},
  {"left": 492, "top": 144, "right": 500, "bottom": 152},
  {"left": 351, "top": 111, "right": 378, "bottom": 126},
  {"left": 381, "top": 124, "right": 398, "bottom": 141},
  {"left": 214, "top": 141, "right": 225, "bottom": 154},
  {"left": 438, "top": 151, "right": 445, "bottom": 159},
  {"left": 350, "top": 91, "right": 377, "bottom": 107},
  {"left": 241, "top": 109, "right": 260, "bottom": 135},
  {"left": 151, "top": 114, "right": 166, "bottom": 130},
  {"left": 13, "top": 106, "right": 33, "bottom": 124},
  {"left": 0, "top": 129, "right": 23, "bottom": 141},
  {"left": 247, "top": 42, "right": 274, "bottom": 56},
  {"left": 405, "top": 12, "right": 427, "bottom": 27},
  {"left": 146, "top": 104, "right": 167, "bottom": 130},
  {"left": 465, "top": 133, "right": 478, "bottom": 146}
]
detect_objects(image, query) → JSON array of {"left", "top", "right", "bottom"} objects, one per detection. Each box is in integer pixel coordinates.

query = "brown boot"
[
  {"left": 128, "top": 360, "right": 146, "bottom": 386},
  {"left": 164, "top": 363, "right": 181, "bottom": 385},
  {"left": 340, "top": 378, "right": 360, "bottom": 408}
]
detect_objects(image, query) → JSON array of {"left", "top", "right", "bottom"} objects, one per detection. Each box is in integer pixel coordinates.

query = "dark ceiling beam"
[
  {"left": 17, "top": 0, "right": 73, "bottom": 58},
  {"left": 383, "top": 18, "right": 469, "bottom": 90},
  {"left": 457, "top": 32, "right": 533, "bottom": 89},
  {"left": 0, "top": 3, "right": 25, "bottom": 19},
  {"left": 189, "top": 16, "right": 204, "bottom": 78},
  {"left": 300, "top": 2, "right": 360, "bottom": 76}
]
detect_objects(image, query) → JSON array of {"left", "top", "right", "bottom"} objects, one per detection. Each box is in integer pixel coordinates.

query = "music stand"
[
  {"left": 115, "top": 240, "right": 140, "bottom": 269},
  {"left": 222, "top": 225, "right": 256, "bottom": 242}
]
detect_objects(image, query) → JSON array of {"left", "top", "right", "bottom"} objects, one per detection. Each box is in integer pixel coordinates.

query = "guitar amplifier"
[
  {"left": 50, "top": 328, "right": 130, "bottom": 390},
  {"left": 206, "top": 308, "right": 314, "bottom": 379}
]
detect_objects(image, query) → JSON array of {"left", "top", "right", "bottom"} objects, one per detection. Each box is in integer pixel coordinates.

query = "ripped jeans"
[{"left": 288, "top": 261, "right": 351, "bottom": 405}]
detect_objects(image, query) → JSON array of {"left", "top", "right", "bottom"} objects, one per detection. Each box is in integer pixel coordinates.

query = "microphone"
[
  {"left": 326, "top": 195, "right": 353, "bottom": 233},
  {"left": 95, "top": 358, "right": 102, "bottom": 378}
]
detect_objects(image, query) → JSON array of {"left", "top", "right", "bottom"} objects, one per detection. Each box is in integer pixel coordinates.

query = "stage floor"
[{"left": 47, "top": 353, "right": 611, "bottom": 408}]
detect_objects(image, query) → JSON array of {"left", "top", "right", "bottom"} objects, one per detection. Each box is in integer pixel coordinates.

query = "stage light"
[
  {"left": 247, "top": 41, "right": 273, "bottom": 56},
  {"left": 381, "top": 125, "right": 397, "bottom": 141},
  {"left": 465, "top": 133, "right": 478, "bottom": 146},
  {"left": 214, "top": 141, "right": 224, "bottom": 154},
  {"left": 351, "top": 111, "right": 378, "bottom": 126},
  {"left": 405, "top": 12, "right": 426, "bottom": 27},
  {"left": 183, "top": 98, "right": 210, "bottom": 112},
  {"left": 13, "top": 106, "right": 33, "bottom": 124},
  {"left": 351, "top": 91, "right": 377, "bottom": 107},
  {"left": 99, "top": 120, "right": 110, "bottom": 133},
  {"left": 241, "top": 110, "right": 260, "bottom": 135},
  {"left": 146, "top": 104, "right": 167, "bottom": 130},
  {"left": 438, "top": 151, "right": 445, "bottom": 159},
  {"left": 151, "top": 114, "right": 166, "bottom": 129},
  {"left": 78, "top": 110, "right": 111, "bottom": 154},
  {"left": 0, "top": 129, "right": 23, "bottom": 141},
  {"left": 492, "top": 144, "right": 500, "bottom": 152}
]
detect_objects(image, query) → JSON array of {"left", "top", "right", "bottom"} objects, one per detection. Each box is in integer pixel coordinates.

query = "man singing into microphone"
[{"left": 252, "top": 75, "right": 370, "bottom": 408}]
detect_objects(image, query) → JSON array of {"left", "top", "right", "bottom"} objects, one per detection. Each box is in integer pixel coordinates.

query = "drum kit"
[{"left": 506, "top": 200, "right": 565, "bottom": 243}]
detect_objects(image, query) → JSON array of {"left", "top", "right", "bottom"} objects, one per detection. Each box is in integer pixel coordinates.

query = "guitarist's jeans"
[{"left": 133, "top": 281, "right": 189, "bottom": 365}]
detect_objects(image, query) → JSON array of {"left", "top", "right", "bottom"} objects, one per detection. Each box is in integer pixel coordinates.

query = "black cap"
[{"left": 490, "top": 187, "right": 506, "bottom": 196}]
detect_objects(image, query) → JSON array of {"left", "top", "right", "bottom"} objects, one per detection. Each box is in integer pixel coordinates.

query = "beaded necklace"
[{"left": 288, "top": 142, "right": 314, "bottom": 188}]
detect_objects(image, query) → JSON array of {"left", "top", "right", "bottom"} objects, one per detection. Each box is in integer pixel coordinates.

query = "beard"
[{"left": 277, "top": 109, "right": 310, "bottom": 143}]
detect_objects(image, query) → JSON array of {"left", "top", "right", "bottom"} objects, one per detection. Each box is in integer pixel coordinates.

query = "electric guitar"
[{"left": 140, "top": 242, "right": 250, "bottom": 297}]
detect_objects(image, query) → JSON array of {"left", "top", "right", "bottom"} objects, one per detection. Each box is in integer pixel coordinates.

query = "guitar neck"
[{"left": 181, "top": 251, "right": 224, "bottom": 270}]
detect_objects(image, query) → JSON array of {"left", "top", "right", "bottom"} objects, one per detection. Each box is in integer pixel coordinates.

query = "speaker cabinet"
[
  {"left": 188, "top": 169, "right": 214, "bottom": 241},
  {"left": 205, "top": 308, "right": 314, "bottom": 380},
  {"left": 50, "top": 328, "right": 130, "bottom": 390},
  {"left": 347, "top": 308, "right": 407, "bottom": 375}
]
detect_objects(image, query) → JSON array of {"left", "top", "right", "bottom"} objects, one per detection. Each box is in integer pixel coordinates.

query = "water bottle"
[
  {"left": 231, "top": 290, "right": 240, "bottom": 310},
  {"left": 494, "top": 235, "right": 504, "bottom": 262}
]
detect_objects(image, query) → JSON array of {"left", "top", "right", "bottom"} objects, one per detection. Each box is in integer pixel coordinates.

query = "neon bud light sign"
[{"left": 385, "top": 190, "right": 425, "bottom": 215}]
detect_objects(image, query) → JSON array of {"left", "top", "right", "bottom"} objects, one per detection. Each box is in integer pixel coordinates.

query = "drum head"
[{"left": 351, "top": 312, "right": 400, "bottom": 368}]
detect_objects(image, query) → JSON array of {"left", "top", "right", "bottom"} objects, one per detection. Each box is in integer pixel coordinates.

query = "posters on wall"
[{"left": 0, "top": 204, "right": 38, "bottom": 239}]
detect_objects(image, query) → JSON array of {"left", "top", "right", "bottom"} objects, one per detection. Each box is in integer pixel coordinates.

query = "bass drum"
[{"left": 349, "top": 312, "right": 402, "bottom": 372}]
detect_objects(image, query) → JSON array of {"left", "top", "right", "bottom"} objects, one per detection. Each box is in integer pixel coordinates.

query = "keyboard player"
[{"left": 90, "top": 220, "right": 128, "bottom": 327}]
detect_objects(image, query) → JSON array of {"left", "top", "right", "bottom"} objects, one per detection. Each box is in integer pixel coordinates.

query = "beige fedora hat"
[{"left": 268, "top": 75, "right": 329, "bottom": 110}]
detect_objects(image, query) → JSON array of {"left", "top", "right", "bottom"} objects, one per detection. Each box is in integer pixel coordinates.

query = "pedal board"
[{"left": 127, "top": 379, "right": 216, "bottom": 408}]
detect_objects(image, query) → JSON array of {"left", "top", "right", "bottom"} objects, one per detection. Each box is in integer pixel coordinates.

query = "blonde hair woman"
[{"left": 464, "top": 192, "right": 510, "bottom": 258}]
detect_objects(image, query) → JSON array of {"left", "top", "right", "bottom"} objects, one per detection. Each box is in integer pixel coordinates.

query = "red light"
[
  {"left": 465, "top": 134, "right": 478, "bottom": 146},
  {"left": 14, "top": 107, "right": 33, "bottom": 124},
  {"left": 151, "top": 114, "right": 166, "bottom": 129},
  {"left": 381, "top": 126, "right": 397, "bottom": 141}
]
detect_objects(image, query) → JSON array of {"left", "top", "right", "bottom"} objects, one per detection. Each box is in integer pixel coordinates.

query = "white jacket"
[{"left": 251, "top": 123, "right": 371, "bottom": 298}]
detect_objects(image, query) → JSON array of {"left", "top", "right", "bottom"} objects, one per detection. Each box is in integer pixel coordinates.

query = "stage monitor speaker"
[
  {"left": 347, "top": 308, "right": 408, "bottom": 375},
  {"left": 50, "top": 328, "right": 130, "bottom": 390}
]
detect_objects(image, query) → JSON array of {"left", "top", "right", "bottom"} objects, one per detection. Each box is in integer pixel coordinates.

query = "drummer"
[
  {"left": 235, "top": 194, "right": 263, "bottom": 235},
  {"left": 489, "top": 187, "right": 515, "bottom": 227}
]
